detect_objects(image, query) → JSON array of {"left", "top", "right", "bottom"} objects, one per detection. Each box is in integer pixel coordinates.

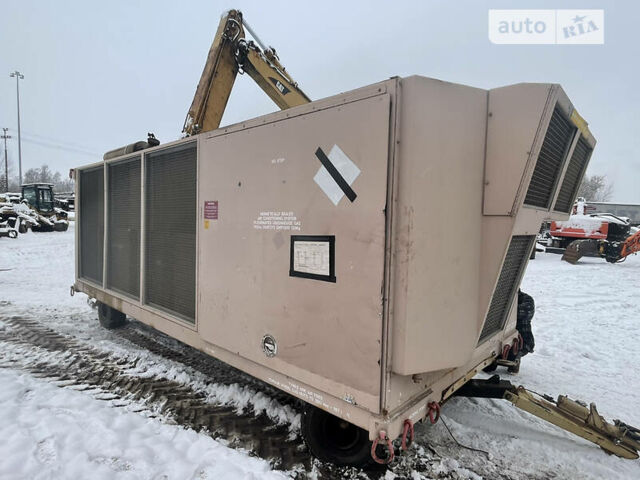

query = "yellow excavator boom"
[{"left": 183, "top": 10, "right": 310, "bottom": 136}]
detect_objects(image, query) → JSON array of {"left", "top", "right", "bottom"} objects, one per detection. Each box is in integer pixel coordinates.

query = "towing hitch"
[{"left": 454, "top": 375, "right": 640, "bottom": 459}]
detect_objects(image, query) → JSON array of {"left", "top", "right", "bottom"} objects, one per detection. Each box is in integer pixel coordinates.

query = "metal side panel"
[
  {"left": 197, "top": 93, "right": 391, "bottom": 412},
  {"left": 107, "top": 157, "right": 141, "bottom": 298},
  {"left": 389, "top": 76, "right": 487, "bottom": 376},
  {"left": 79, "top": 166, "right": 104, "bottom": 284},
  {"left": 144, "top": 143, "right": 197, "bottom": 323},
  {"left": 483, "top": 83, "right": 554, "bottom": 216}
]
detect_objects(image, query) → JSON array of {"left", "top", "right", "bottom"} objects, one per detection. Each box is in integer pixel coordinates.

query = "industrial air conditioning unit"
[{"left": 74, "top": 76, "right": 595, "bottom": 465}]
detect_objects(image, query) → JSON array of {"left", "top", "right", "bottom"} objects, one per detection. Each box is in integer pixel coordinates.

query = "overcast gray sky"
[{"left": 1, "top": 0, "right": 638, "bottom": 201}]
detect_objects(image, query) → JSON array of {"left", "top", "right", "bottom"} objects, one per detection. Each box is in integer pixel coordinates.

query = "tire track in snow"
[
  {"left": 0, "top": 316, "right": 310, "bottom": 473},
  {"left": 0, "top": 315, "right": 526, "bottom": 480}
]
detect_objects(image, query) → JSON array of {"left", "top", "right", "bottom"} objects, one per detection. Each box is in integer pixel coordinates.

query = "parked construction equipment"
[
  {"left": 72, "top": 10, "right": 640, "bottom": 467},
  {"left": 182, "top": 9, "right": 310, "bottom": 136},
  {"left": 0, "top": 220, "right": 18, "bottom": 238},
  {"left": 21, "top": 183, "right": 69, "bottom": 232},
  {"left": 0, "top": 192, "right": 47, "bottom": 235},
  {"left": 549, "top": 199, "right": 640, "bottom": 263}
]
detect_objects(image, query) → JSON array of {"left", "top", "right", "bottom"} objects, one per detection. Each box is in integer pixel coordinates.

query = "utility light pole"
[
  {"left": 1, "top": 128, "right": 11, "bottom": 192},
  {"left": 10, "top": 70, "right": 24, "bottom": 187}
]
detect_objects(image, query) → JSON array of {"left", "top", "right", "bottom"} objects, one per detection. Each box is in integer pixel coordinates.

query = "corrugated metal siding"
[
  {"left": 478, "top": 235, "right": 535, "bottom": 343},
  {"left": 107, "top": 157, "right": 141, "bottom": 298},
  {"left": 553, "top": 137, "right": 593, "bottom": 213},
  {"left": 79, "top": 166, "right": 104, "bottom": 284},
  {"left": 144, "top": 143, "right": 197, "bottom": 322},
  {"left": 524, "top": 107, "right": 576, "bottom": 209}
]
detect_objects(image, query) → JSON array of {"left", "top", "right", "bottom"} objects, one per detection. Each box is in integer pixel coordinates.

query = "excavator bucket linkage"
[
  {"left": 454, "top": 376, "right": 640, "bottom": 459},
  {"left": 561, "top": 239, "right": 600, "bottom": 264}
]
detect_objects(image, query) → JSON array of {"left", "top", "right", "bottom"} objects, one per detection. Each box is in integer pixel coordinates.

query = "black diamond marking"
[{"left": 314, "top": 147, "right": 357, "bottom": 203}]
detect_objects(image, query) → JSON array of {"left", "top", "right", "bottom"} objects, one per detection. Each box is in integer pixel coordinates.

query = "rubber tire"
[
  {"left": 483, "top": 361, "right": 498, "bottom": 373},
  {"left": 301, "top": 404, "right": 373, "bottom": 467},
  {"left": 97, "top": 302, "right": 126, "bottom": 329},
  {"left": 54, "top": 222, "right": 69, "bottom": 232}
]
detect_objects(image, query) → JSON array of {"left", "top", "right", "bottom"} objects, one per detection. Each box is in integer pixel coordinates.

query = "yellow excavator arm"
[{"left": 183, "top": 9, "right": 310, "bottom": 136}]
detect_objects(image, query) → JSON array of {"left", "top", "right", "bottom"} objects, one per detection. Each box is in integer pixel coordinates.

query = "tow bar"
[{"left": 454, "top": 375, "right": 640, "bottom": 459}]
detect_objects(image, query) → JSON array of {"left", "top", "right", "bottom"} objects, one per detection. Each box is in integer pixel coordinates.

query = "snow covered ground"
[{"left": 1, "top": 225, "right": 639, "bottom": 479}]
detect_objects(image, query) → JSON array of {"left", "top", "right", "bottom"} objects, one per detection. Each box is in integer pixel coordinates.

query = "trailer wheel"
[
  {"left": 302, "top": 404, "right": 373, "bottom": 467},
  {"left": 97, "top": 302, "right": 126, "bottom": 329},
  {"left": 483, "top": 361, "right": 498, "bottom": 373}
]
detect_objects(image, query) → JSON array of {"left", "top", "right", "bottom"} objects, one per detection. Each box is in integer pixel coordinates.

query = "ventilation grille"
[
  {"left": 79, "top": 167, "right": 104, "bottom": 284},
  {"left": 107, "top": 157, "right": 141, "bottom": 298},
  {"left": 524, "top": 107, "right": 576, "bottom": 209},
  {"left": 144, "top": 144, "right": 197, "bottom": 322},
  {"left": 553, "top": 137, "right": 593, "bottom": 213},
  {"left": 478, "top": 235, "right": 535, "bottom": 343}
]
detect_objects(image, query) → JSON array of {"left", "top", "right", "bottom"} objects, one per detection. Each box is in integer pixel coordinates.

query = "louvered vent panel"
[
  {"left": 107, "top": 157, "right": 141, "bottom": 298},
  {"left": 524, "top": 107, "right": 576, "bottom": 208},
  {"left": 79, "top": 166, "right": 104, "bottom": 284},
  {"left": 144, "top": 144, "right": 197, "bottom": 322},
  {"left": 478, "top": 235, "right": 535, "bottom": 343},
  {"left": 553, "top": 137, "right": 593, "bottom": 213}
]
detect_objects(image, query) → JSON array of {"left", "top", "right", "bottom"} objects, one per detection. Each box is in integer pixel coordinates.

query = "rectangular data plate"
[{"left": 289, "top": 235, "right": 336, "bottom": 282}]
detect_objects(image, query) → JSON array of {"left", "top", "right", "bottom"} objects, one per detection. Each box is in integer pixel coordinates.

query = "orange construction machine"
[{"left": 550, "top": 199, "right": 640, "bottom": 263}]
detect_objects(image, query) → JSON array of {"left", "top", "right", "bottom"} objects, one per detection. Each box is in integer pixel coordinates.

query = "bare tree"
[
  {"left": 577, "top": 174, "right": 614, "bottom": 202},
  {"left": 54, "top": 176, "right": 74, "bottom": 193},
  {"left": 16, "top": 164, "right": 75, "bottom": 193},
  {"left": 41, "top": 164, "right": 55, "bottom": 183},
  {"left": 7, "top": 176, "right": 21, "bottom": 192},
  {"left": 23, "top": 167, "right": 41, "bottom": 184}
]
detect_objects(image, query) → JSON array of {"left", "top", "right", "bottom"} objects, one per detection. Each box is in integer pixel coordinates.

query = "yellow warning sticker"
[
  {"left": 204, "top": 219, "right": 210, "bottom": 230},
  {"left": 571, "top": 109, "right": 591, "bottom": 138}
]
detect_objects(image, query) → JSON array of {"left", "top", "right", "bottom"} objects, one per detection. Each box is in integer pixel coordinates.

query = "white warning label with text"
[{"left": 253, "top": 211, "right": 301, "bottom": 231}]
